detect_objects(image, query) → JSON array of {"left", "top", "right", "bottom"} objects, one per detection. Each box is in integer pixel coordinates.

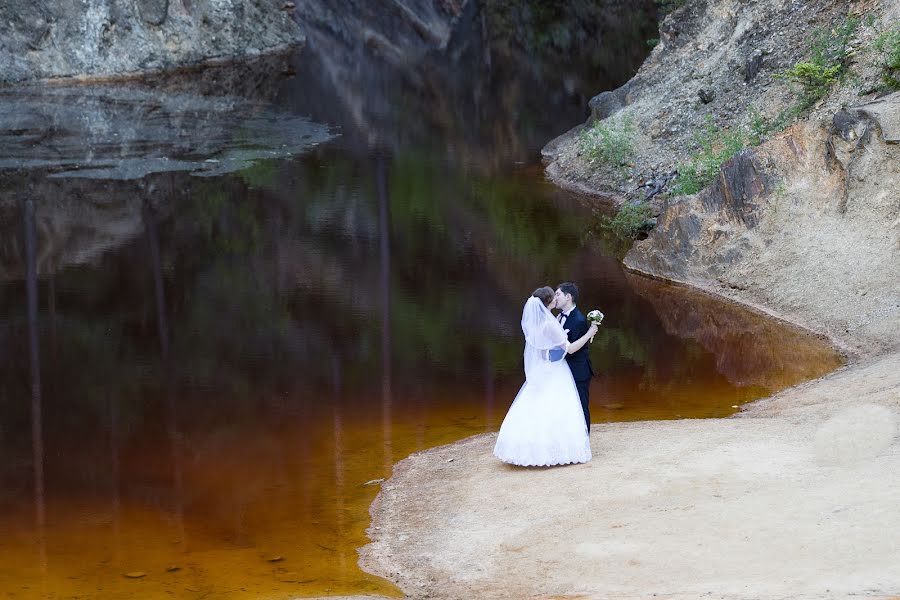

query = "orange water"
[{"left": 0, "top": 265, "right": 842, "bottom": 600}]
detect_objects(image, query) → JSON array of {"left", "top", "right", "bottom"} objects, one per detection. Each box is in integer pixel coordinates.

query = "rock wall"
[
  {"left": 0, "top": 0, "right": 303, "bottom": 83},
  {"left": 625, "top": 92, "right": 900, "bottom": 355},
  {"left": 543, "top": 0, "right": 895, "bottom": 201}
]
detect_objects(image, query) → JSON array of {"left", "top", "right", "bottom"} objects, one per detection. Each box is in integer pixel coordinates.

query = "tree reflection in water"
[
  {"left": 23, "top": 197, "right": 47, "bottom": 578},
  {"left": 0, "top": 152, "right": 842, "bottom": 598}
]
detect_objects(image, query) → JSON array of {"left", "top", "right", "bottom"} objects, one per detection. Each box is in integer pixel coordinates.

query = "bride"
[{"left": 493, "top": 286, "right": 598, "bottom": 466}]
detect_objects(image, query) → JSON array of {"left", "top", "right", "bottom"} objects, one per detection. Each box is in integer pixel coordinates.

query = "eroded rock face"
[
  {"left": 543, "top": 0, "right": 899, "bottom": 202},
  {"left": 625, "top": 93, "right": 900, "bottom": 354},
  {"left": 0, "top": 0, "right": 303, "bottom": 83},
  {"left": 853, "top": 93, "right": 900, "bottom": 143},
  {"left": 703, "top": 148, "right": 770, "bottom": 229},
  {"left": 136, "top": 0, "right": 169, "bottom": 26}
]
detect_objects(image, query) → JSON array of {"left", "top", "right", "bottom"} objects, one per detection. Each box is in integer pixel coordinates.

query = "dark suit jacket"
[{"left": 562, "top": 307, "right": 594, "bottom": 382}]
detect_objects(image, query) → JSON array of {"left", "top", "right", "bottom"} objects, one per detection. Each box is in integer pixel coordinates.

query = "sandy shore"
[{"left": 351, "top": 349, "right": 900, "bottom": 600}]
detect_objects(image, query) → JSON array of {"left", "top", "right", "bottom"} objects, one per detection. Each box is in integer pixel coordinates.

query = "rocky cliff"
[
  {"left": 0, "top": 0, "right": 303, "bottom": 83},
  {"left": 625, "top": 93, "right": 900, "bottom": 355},
  {"left": 544, "top": 0, "right": 900, "bottom": 356},
  {"left": 544, "top": 0, "right": 899, "bottom": 199}
]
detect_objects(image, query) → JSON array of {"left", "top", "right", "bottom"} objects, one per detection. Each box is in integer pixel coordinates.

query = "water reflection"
[
  {"left": 0, "top": 154, "right": 841, "bottom": 598},
  {"left": 0, "top": 84, "right": 334, "bottom": 180},
  {"left": 0, "top": 173, "right": 176, "bottom": 279},
  {"left": 23, "top": 198, "right": 47, "bottom": 579},
  {"left": 625, "top": 272, "right": 843, "bottom": 391},
  {"left": 377, "top": 154, "right": 394, "bottom": 473},
  {"left": 144, "top": 199, "right": 188, "bottom": 555}
]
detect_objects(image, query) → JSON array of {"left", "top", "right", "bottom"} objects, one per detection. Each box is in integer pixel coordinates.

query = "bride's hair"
[{"left": 531, "top": 286, "right": 554, "bottom": 307}]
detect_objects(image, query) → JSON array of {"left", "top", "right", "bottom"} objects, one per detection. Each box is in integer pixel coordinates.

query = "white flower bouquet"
[
  {"left": 586, "top": 310, "right": 604, "bottom": 324},
  {"left": 586, "top": 310, "right": 604, "bottom": 343}
]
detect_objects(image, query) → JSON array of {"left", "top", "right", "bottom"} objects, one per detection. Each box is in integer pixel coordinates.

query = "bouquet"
[{"left": 586, "top": 310, "right": 604, "bottom": 343}]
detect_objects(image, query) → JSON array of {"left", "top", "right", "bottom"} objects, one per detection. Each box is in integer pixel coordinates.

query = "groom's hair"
[{"left": 557, "top": 282, "right": 579, "bottom": 303}]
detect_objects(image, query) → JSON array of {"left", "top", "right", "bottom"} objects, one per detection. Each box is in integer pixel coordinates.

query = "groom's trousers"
[{"left": 575, "top": 379, "right": 591, "bottom": 432}]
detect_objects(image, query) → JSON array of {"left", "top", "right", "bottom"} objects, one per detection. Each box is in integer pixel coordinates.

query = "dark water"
[{"left": 0, "top": 6, "right": 841, "bottom": 599}]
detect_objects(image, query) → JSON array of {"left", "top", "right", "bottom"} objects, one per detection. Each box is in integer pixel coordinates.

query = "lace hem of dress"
[{"left": 493, "top": 438, "right": 591, "bottom": 467}]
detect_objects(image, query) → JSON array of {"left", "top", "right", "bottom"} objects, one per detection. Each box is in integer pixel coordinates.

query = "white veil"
[{"left": 521, "top": 296, "right": 569, "bottom": 380}]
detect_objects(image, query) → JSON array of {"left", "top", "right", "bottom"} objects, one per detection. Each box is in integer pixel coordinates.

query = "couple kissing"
[{"left": 493, "top": 282, "right": 598, "bottom": 467}]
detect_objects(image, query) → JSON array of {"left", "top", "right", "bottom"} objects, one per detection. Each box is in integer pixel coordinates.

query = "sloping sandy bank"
[{"left": 356, "top": 352, "right": 900, "bottom": 600}]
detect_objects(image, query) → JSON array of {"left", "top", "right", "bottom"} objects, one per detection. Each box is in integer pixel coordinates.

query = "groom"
[{"left": 555, "top": 282, "right": 594, "bottom": 432}]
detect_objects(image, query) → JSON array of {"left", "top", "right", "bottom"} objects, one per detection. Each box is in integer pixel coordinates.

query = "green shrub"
[
  {"left": 777, "top": 17, "right": 859, "bottom": 111},
  {"left": 670, "top": 104, "right": 799, "bottom": 198},
  {"left": 747, "top": 107, "right": 771, "bottom": 147},
  {"left": 577, "top": 117, "right": 636, "bottom": 169},
  {"left": 778, "top": 62, "right": 842, "bottom": 107},
  {"left": 608, "top": 202, "right": 654, "bottom": 238},
  {"left": 671, "top": 119, "right": 746, "bottom": 196},
  {"left": 587, "top": 202, "right": 655, "bottom": 256},
  {"left": 810, "top": 18, "right": 858, "bottom": 68},
  {"left": 874, "top": 27, "right": 900, "bottom": 90}
]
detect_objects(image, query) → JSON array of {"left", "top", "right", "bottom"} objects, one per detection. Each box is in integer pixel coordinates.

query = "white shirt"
[{"left": 558, "top": 305, "right": 576, "bottom": 327}]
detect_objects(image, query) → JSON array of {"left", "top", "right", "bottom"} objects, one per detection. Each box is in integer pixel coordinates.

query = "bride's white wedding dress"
[{"left": 493, "top": 297, "right": 591, "bottom": 466}]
